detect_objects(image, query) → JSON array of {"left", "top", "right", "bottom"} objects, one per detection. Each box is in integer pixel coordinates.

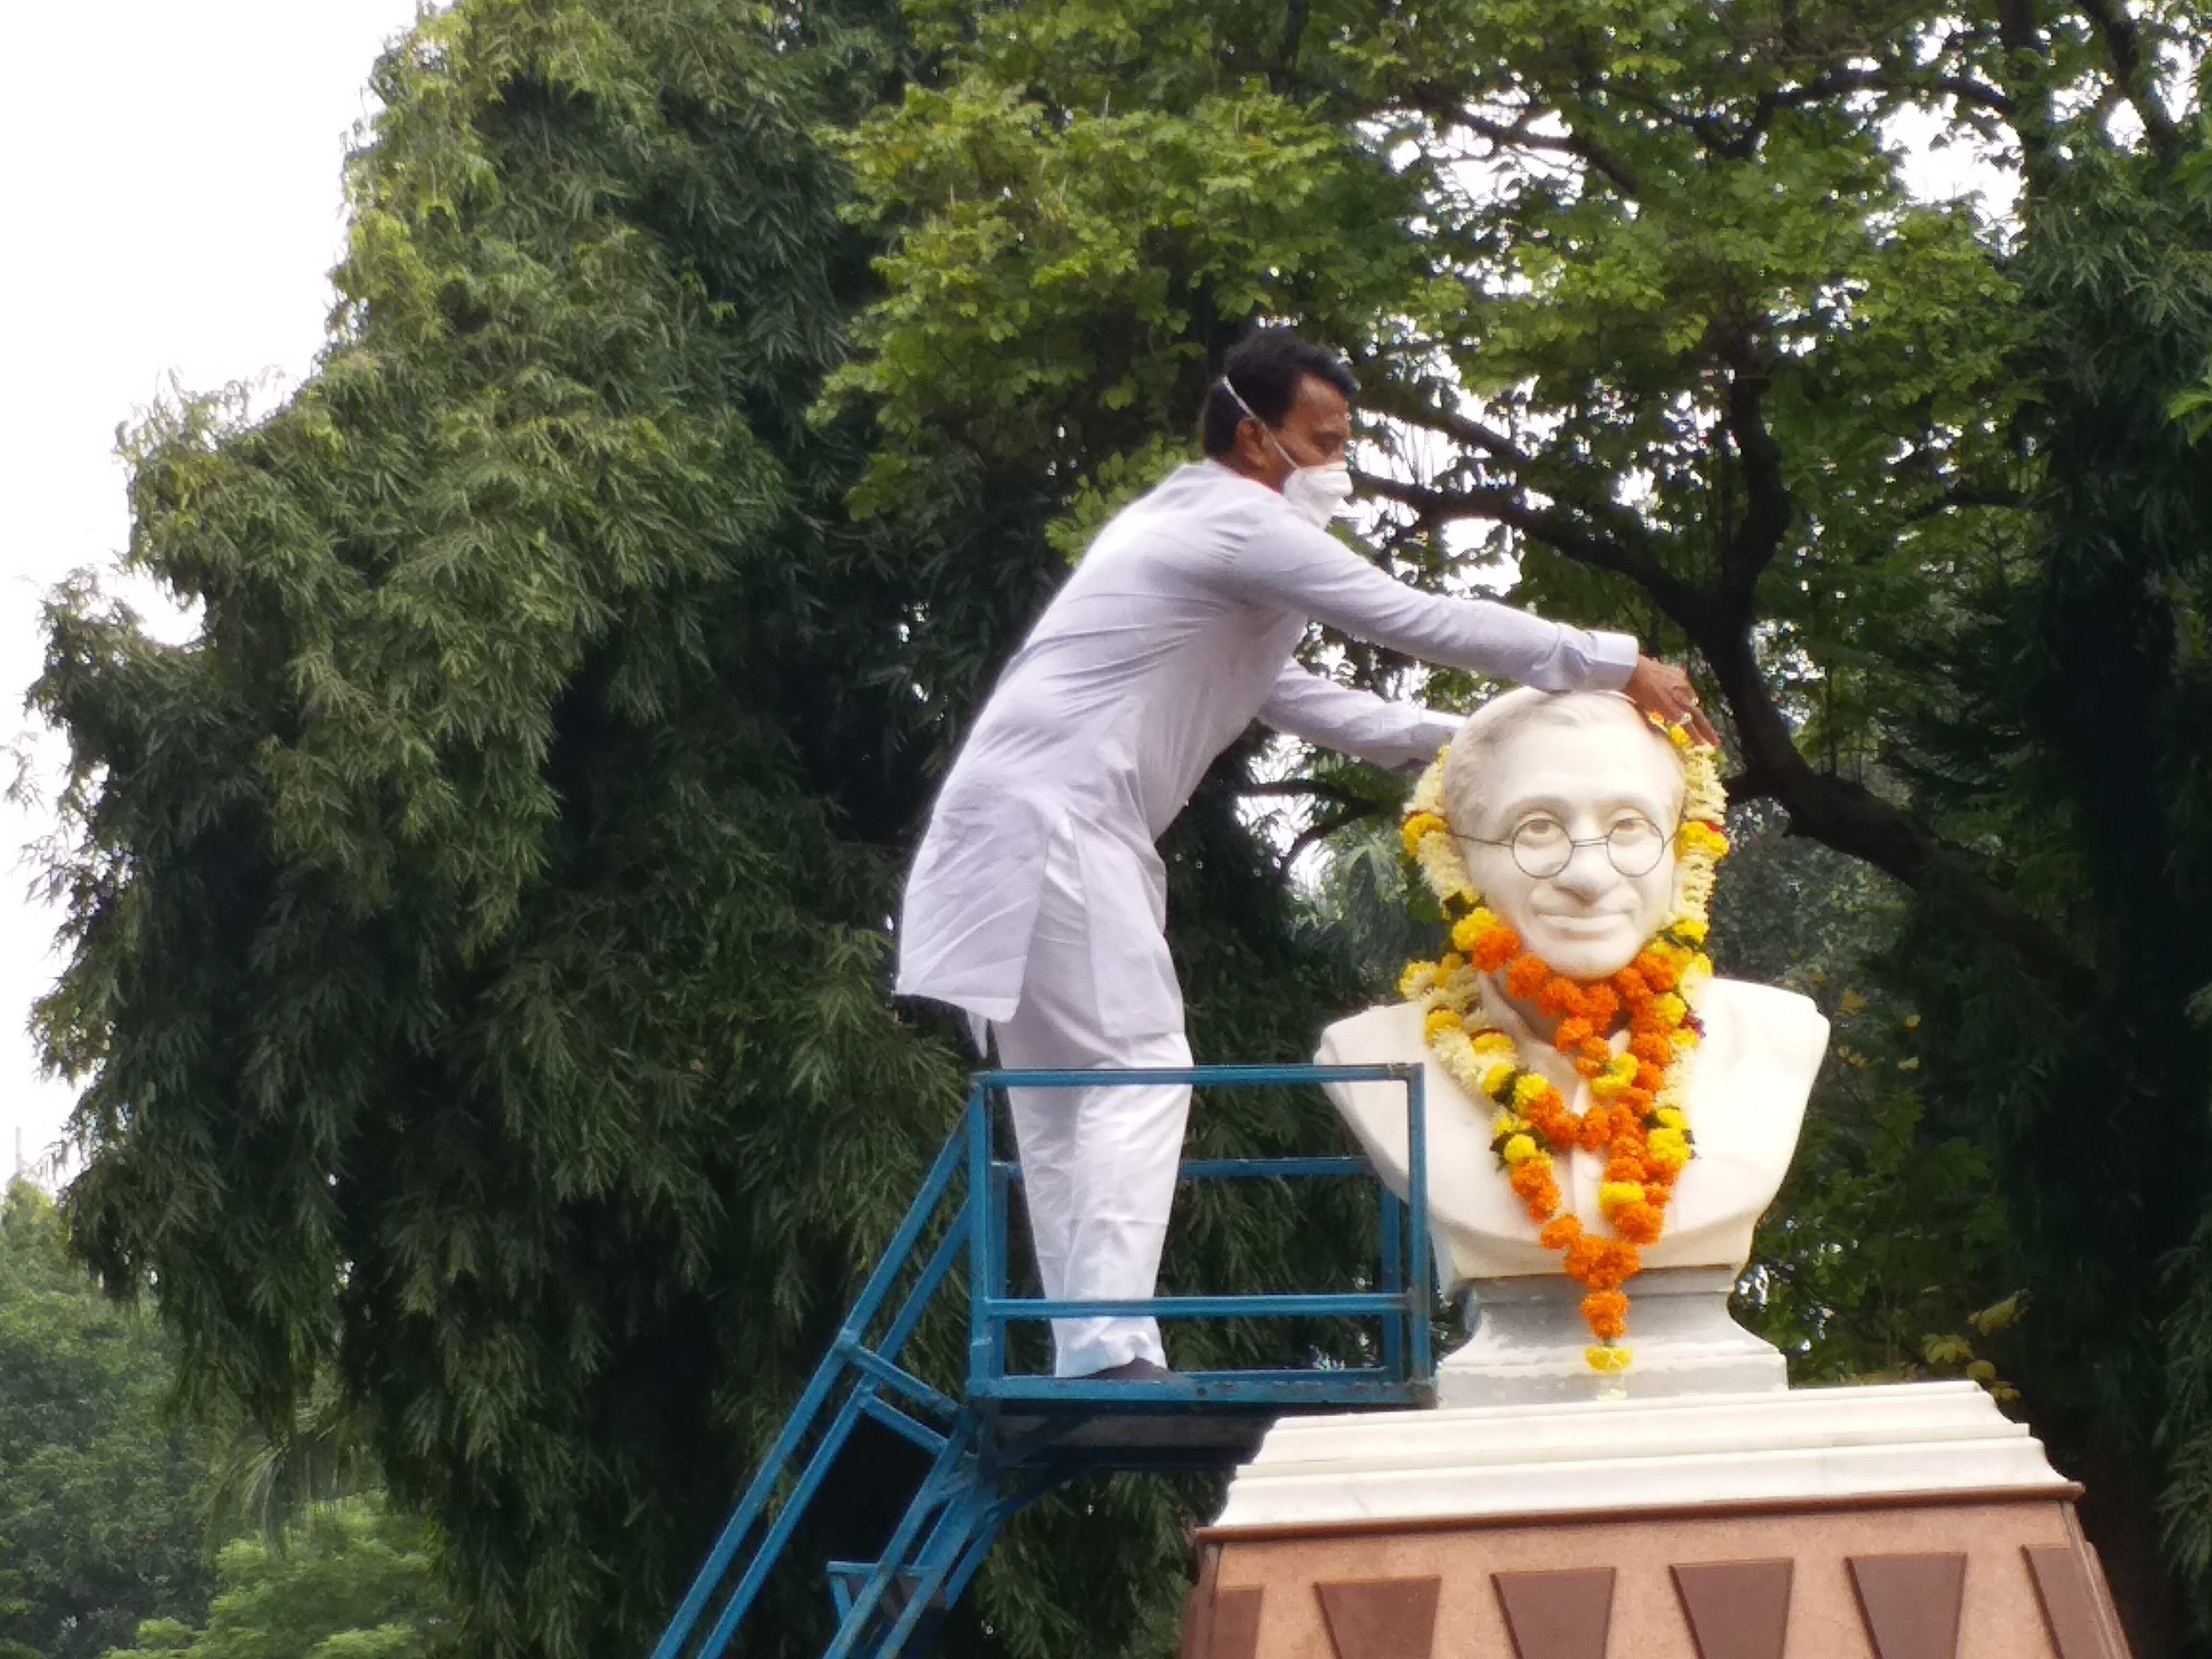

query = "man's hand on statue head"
[{"left": 1622, "top": 656, "right": 1719, "bottom": 746}]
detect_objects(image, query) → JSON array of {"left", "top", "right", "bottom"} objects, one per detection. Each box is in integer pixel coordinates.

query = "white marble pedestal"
[{"left": 1180, "top": 1383, "right": 2130, "bottom": 1659}]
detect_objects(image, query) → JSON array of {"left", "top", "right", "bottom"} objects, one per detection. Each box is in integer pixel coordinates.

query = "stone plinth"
[
  {"left": 1442, "top": 1268, "right": 1784, "bottom": 1407},
  {"left": 1182, "top": 1383, "right": 2129, "bottom": 1659}
]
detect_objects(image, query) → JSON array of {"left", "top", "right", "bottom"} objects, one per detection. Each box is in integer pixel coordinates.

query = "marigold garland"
[{"left": 1398, "top": 713, "right": 1730, "bottom": 1373}]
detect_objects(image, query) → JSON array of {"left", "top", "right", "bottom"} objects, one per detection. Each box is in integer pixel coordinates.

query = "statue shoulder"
[
  {"left": 1699, "top": 977, "right": 1830, "bottom": 1076},
  {"left": 1315, "top": 1002, "right": 1429, "bottom": 1066}
]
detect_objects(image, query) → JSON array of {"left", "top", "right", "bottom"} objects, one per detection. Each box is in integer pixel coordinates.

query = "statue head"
[{"left": 1441, "top": 691, "right": 1684, "bottom": 980}]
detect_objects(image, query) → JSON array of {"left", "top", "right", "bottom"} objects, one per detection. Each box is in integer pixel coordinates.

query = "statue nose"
[{"left": 1550, "top": 842, "right": 1616, "bottom": 896}]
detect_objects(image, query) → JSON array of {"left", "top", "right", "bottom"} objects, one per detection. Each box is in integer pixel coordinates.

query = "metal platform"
[{"left": 647, "top": 1063, "right": 1435, "bottom": 1659}]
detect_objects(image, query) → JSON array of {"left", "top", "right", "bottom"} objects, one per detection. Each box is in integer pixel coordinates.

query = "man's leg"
[
  {"left": 994, "top": 828, "right": 1190, "bottom": 1377},
  {"left": 997, "top": 1024, "right": 1191, "bottom": 1376}
]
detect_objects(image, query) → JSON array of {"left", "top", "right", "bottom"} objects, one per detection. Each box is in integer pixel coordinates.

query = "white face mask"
[
  {"left": 1220, "top": 376, "right": 1355, "bottom": 526},
  {"left": 1280, "top": 459, "right": 1354, "bottom": 527}
]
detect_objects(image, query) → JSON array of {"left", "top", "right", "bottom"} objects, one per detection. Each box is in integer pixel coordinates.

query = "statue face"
[{"left": 1453, "top": 716, "right": 1681, "bottom": 980}]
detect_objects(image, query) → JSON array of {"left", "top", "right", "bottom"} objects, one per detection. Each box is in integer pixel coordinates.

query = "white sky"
[
  {"left": 0, "top": 7, "right": 2020, "bottom": 1187},
  {"left": 0, "top": 0, "right": 425, "bottom": 1180}
]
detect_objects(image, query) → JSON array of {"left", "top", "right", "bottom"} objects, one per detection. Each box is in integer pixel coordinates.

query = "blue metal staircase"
[{"left": 649, "top": 1063, "right": 1435, "bottom": 1659}]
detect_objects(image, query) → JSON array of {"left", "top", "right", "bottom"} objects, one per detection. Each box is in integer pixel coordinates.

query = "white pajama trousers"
[{"left": 989, "top": 823, "right": 1191, "bottom": 1377}]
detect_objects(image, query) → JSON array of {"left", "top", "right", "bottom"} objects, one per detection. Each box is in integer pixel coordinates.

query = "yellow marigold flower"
[
  {"left": 1450, "top": 907, "right": 1503, "bottom": 955},
  {"left": 1491, "top": 1111, "right": 1527, "bottom": 1139},
  {"left": 1589, "top": 1073, "right": 1625, "bottom": 1098},
  {"left": 1599, "top": 1181, "right": 1645, "bottom": 1214},
  {"left": 1650, "top": 1143, "right": 1690, "bottom": 1174},
  {"left": 1438, "top": 952, "right": 1466, "bottom": 973},
  {"left": 1677, "top": 821, "right": 1730, "bottom": 859},
  {"left": 1472, "top": 1030, "right": 1516, "bottom": 1057},
  {"left": 1586, "top": 1344, "right": 1635, "bottom": 1372},
  {"left": 1400, "top": 811, "right": 1446, "bottom": 856},
  {"left": 1512, "top": 1073, "right": 1550, "bottom": 1109},
  {"left": 1652, "top": 1106, "right": 1686, "bottom": 1130},
  {"left": 1608, "top": 1053, "right": 1640, "bottom": 1082},
  {"left": 1502, "top": 1134, "right": 1540, "bottom": 1167},
  {"left": 1647, "top": 1127, "right": 1686, "bottom": 1159},
  {"left": 1671, "top": 916, "right": 1708, "bottom": 945},
  {"left": 1424, "top": 1008, "right": 1463, "bottom": 1039},
  {"left": 1483, "top": 1063, "right": 1517, "bottom": 1097}
]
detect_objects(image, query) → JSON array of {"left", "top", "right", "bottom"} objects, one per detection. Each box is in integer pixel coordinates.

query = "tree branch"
[
  {"left": 1704, "top": 631, "right": 2092, "bottom": 1000},
  {"left": 1713, "top": 336, "right": 1793, "bottom": 606},
  {"left": 1354, "top": 472, "right": 1718, "bottom": 632},
  {"left": 1904, "top": 483, "right": 2027, "bottom": 522},
  {"left": 1360, "top": 383, "right": 1533, "bottom": 469},
  {"left": 1777, "top": 66, "right": 2016, "bottom": 118},
  {"left": 1399, "top": 83, "right": 1644, "bottom": 197},
  {"left": 2072, "top": 0, "right": 2181, "bottom": 159}
]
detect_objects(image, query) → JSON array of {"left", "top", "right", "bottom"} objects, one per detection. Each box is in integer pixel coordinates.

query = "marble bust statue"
[{"left": 1316, "top": 689, "right": 1829, "bottom": 1402}]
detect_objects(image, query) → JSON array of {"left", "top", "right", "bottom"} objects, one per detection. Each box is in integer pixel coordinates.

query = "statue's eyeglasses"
[{"left": 1461, "top": 814, "right": 1670, "bottom": 880}]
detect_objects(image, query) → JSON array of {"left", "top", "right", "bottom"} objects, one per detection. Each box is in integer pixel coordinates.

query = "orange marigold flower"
[
  {"left": 1577, "top": 1037, "right": 1613, "bottom": 1070},
  {"left": 1506, "top": 955, "right": 1549, "bottom": 999},
  {"left": 1633, "top": 950, "right": 1679, "bottom": 992},
  {"left": 1471, "top": 927, "right": 1519, "bottom": 972},
  {"left": 1565, "top": 1236, "right": 1642, "bottom": 1289},
  {"left": 1539, "top": 1216, "right": 1582, "bottom": 1251},
  {"left": 1614, "top": 967, "right": 1650, "bottom": 1002},
  {"left": 1582, "top": 985, "right": 1621, "bottom": 1025},
  {"left": 1613, "top": 1202, "right": 1666, "bottom": 1245},
  {"left": 1539, "top": 975, "right": 1583, "bottom": 1017},
  {"left": 1580, "top": 1290, "right": 1630, "bottom": 1341},
  {"left": 1576, "top": 1108, "right": 1613, "bottom": 1152},
  {"left": 1615, "top": 1087, "right": 1655, "bottom": 1115},
  {"left": 1554, "top": 1016, "right": 1594, "bottom": 1052},
  {"left": 1604, "top": 1155, "right": 1645, "bottom": 1184},
  {"left": 1508, "top": 1160, "right": 1553, "bottom": 1202},
  {"left": 1518, "top": 1176, "right": 1560, "bottom": 1222},
  {"left": 1632, "top": 1033, "right": 1673, "bottom": 1065},
  {"left": 1635, "top": 1062, "right": 1666, "bottom": 1091}
]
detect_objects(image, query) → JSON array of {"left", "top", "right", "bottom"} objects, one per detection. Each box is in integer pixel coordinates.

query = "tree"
[
  {"left": 833, "top": 0, "right": 2212, "bottom": 1647},
  {"left": 0, "top": 1181, "right": 213, "bottom": 1659},
  {"left": 34, "top": 2, "right": 1380, "bottom": 1657},
  {"left": 99, "top": 1496, "right": 451, "bottom": 1659}
]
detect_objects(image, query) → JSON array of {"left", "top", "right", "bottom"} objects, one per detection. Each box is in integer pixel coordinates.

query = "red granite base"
[{"left": 1181, "top": 1488, "right": 2128, "bottom": 1659}]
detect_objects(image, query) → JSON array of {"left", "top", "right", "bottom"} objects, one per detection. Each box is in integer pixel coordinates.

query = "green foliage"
[
  {"left": 35, "top": 4, "right": 1390, "bottom": 1658},
  {"left": 0, "top": 1182, "right": 213, "bottom": 1659},
  {"left": 100, "top": 1497, "right": 451, "bottom": 1659},
  {"left": 38, "top": 3, "right": 976, "bottom": 1655}
]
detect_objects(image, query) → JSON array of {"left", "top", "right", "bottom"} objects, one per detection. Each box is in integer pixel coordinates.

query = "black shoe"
[{"left": 1078, "top": 1358, "right": 1178, "bottom": 1383}]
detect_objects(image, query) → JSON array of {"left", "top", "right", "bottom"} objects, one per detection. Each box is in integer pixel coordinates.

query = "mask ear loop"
[{"left": 1216, "top": 375, "right": 1300, "bottom": 470}]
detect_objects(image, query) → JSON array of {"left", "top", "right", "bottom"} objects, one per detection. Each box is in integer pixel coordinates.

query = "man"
[{"left": 896, "top": 330, "right": 1707, "bottom": 1381}]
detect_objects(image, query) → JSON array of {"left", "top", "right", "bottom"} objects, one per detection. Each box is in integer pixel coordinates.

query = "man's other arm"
[{"left": 1257, "top": 662, "right": 1458, "bottom": 771}]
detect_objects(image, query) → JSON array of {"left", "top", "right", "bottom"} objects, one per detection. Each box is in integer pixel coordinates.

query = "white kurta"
[
  {"left": 895, "top": 459, "right": 1637, "bottom": 1377},
  {"left": 895, "top": 461, "right": 1639, "bottom": 1026}
]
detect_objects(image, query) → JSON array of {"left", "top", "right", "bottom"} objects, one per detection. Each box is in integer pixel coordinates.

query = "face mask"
[
  {"left": 1281, "top": 459, "right": 1354, "bottom": 527},
  {"left": 1219, "top": 377, "right": 1355, "bottom": 526}
]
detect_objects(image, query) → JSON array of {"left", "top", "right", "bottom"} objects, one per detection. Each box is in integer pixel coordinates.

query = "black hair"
[{"left": 1201, "top": 329, "right": 1360, "bottom": 457}]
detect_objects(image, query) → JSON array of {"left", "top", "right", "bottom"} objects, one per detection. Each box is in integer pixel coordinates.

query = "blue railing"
[
  {"left": 649, "top": 1061, "right": 1432, "bottom": 1659},
  {"left": 966, "top": 1063, "right": 1432, "bottom": 1405}
]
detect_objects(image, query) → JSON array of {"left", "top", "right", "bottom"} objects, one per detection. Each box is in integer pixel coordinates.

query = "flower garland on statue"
[{"left": 1396, "top": 718, "right": 1731, "bottom": 1374}]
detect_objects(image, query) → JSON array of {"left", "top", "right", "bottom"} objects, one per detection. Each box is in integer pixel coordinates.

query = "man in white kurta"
[{"left": 896, "top": 332, "right": 1687, "bottom": 1378}]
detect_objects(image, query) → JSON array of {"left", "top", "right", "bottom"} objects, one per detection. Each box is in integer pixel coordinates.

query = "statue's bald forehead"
[{"left": 1441, "top": 692, "right": 1683, "bottom": 833}]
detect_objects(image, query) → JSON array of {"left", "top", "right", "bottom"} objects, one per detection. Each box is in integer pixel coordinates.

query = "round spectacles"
[{"left": 1463, "top": 814, "right": 1671, "bottom": 880}]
